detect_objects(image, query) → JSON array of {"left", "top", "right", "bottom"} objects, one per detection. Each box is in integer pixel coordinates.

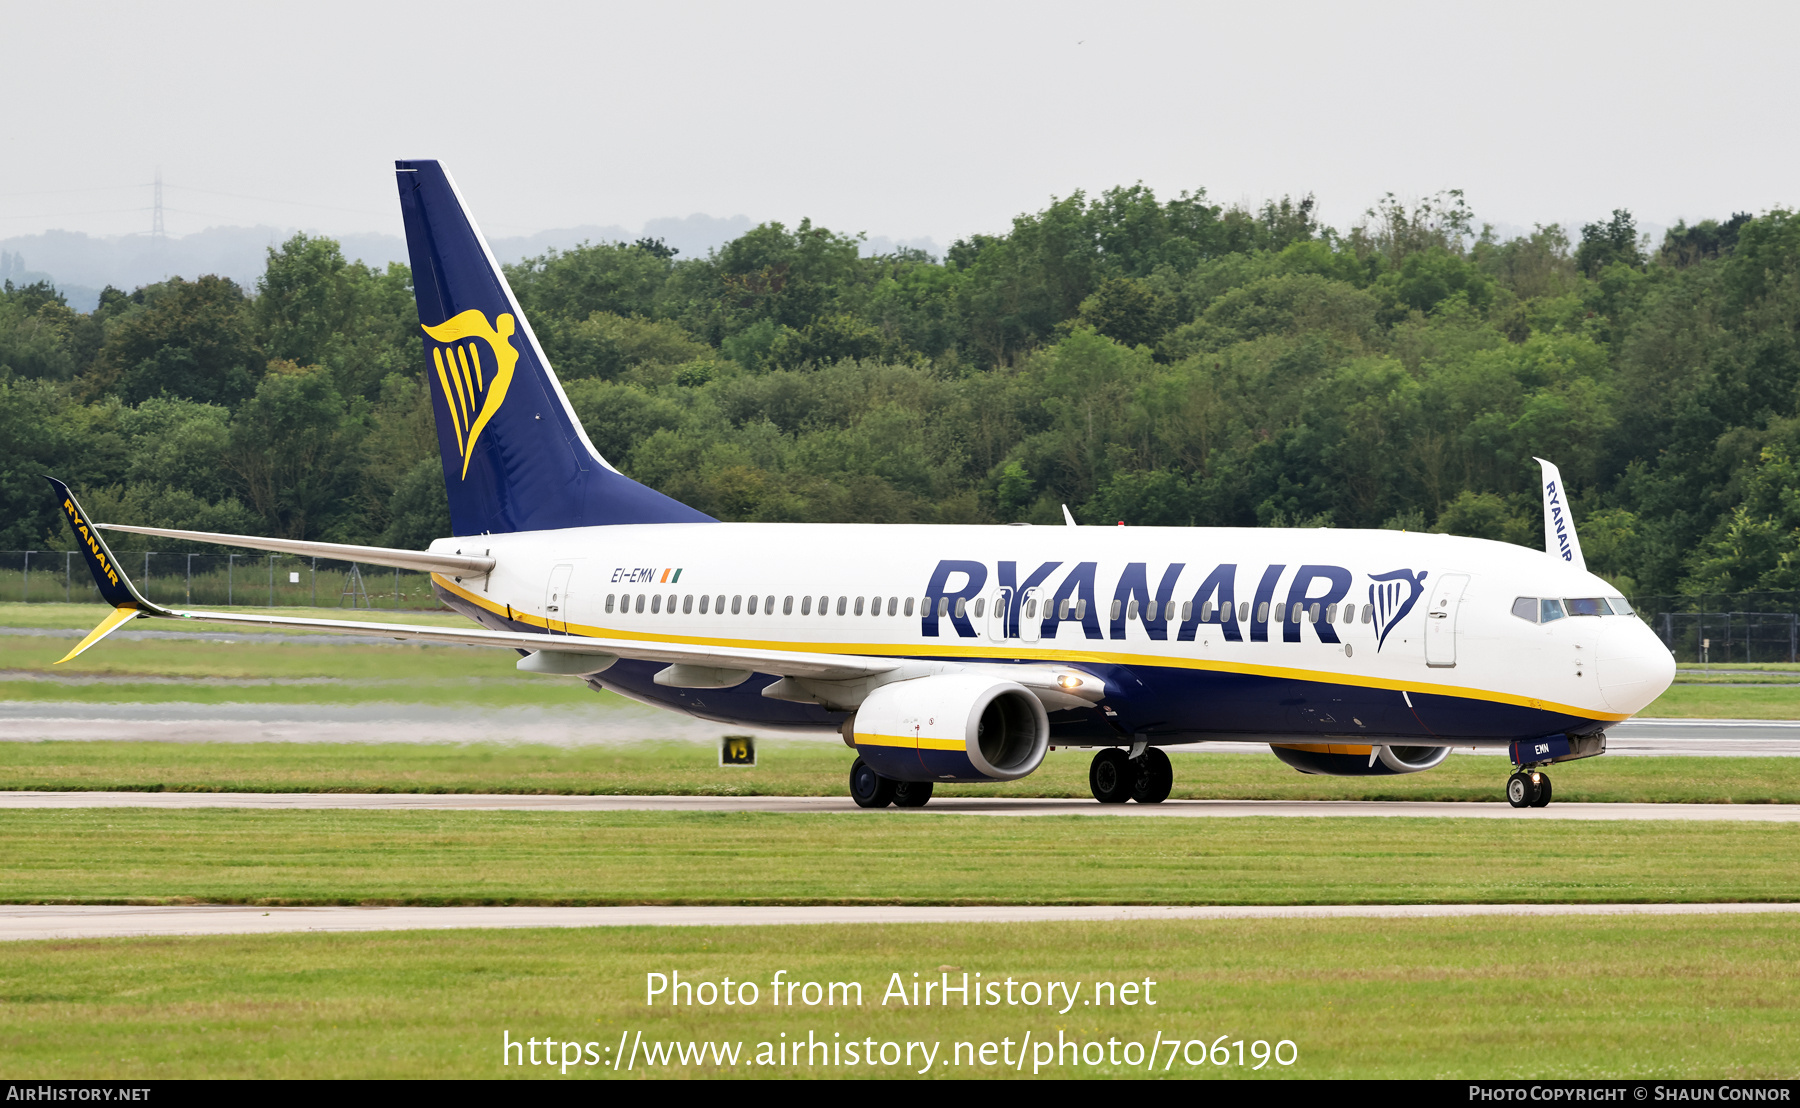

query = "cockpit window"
[
  {"left": 1511, "top": 597, "right": 1538, "bottom": 623},
  {"left": 1608, "top": 596, "right": 1636, "bottom": 617},
  {"left": 1540, "top": 598, "right": 1567, "bottom": 623},
  {"left": 1566, "top": 597, "right": 1612, "bottom": 617}
]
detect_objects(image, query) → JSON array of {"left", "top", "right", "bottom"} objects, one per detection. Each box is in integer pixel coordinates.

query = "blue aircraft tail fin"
[{"left": 394, "top": 159, "right": 714, "bottom": 534}]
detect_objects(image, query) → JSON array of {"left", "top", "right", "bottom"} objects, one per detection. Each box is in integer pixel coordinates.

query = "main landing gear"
[
  {"left": 1506, "top": 769, "right": 1553, "bottom": 809},
  {"left": 1089, "top": 747, "right": 1173, "bottom": 805},
  {"left": 848, "top": 757, "right": 934, "bottom": 809}
]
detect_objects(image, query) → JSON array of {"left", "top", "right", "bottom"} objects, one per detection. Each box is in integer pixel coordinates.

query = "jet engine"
[
  {"left": 1270, "top": 742, "right": 1452, "bottom": 776},
  {"left": 849, "top": 674, "right": 1050, "bottom": 783}
]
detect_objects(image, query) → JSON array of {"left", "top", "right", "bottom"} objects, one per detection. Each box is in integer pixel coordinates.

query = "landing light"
[{"left": 1056, "top": 674, "right": 1084, "bottom": 690}]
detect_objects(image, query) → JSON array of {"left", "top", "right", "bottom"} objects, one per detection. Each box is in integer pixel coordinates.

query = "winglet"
[
  {"left": 1532, "top": 458, "right": 1587, "bottom": 571},
  {"left": 55, "top": 606, "right": 141, "bottom": 664},
  {"left": 45, "top": 477, "right": 170, "bottom": 663}
]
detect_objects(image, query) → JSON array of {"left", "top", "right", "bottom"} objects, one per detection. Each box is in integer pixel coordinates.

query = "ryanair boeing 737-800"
[{"left": 47, "top": 160, "right": 1677, "bottom": 809}]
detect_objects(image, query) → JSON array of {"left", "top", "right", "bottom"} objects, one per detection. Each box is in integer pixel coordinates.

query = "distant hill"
[{"left": 1, "top": 213, "right": 942, "bottom": 312}]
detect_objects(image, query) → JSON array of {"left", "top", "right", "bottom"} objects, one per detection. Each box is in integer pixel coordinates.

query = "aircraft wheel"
[
  {"left": 1529, "top": 773, "right": 1553, "bottom": 808},
  {"left": 1089, "top": 748, "right": 1133, "bottom": 804},
  {"left": 1506, "top": 771, "right": 1539, "bottom": 808},
  {"left": 1132, "top": 747, "right": 1173, "bottom": 804},
  {"left": 893, "top": 780, "right": 934, "bottom": 808},
  {"left": 850, "top": 757, "right": 897, "bottom": 808}
]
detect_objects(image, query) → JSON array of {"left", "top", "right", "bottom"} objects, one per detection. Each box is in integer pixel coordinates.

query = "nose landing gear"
[{"left": 1506, "top": 770, "right": 1553, "bottom": 808}]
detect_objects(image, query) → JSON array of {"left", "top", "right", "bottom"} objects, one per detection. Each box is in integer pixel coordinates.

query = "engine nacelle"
[
  {"left": 851, "top": 674, "right": 1050, "bottom": 783},
  {"left": 1270, "top": 742, "right": 1452, "bottom": 776}
]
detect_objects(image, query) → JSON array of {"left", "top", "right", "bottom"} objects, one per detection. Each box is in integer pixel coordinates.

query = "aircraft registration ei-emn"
[{"left": 47, "top": 159, "right": 1677, "bottom": 809}]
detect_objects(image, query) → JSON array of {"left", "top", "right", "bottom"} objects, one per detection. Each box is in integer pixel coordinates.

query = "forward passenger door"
[{"left": 1424, "top": 573, "right": 1469, "bottom": 667}]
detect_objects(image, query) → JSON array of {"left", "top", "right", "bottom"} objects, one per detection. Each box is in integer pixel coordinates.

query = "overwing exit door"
[
  {"left": 1019, "top": 587, "right": 1043, "bottom": 643},
  {"left": 1424, "top": 572, "right": 1469, "bottom": 667},
  {"left": 545, "top": 563, "right": 573, "bottom": 634}
]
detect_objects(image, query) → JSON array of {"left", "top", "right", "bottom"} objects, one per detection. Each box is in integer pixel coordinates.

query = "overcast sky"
[{"left": 3, "top": 0, "right": 1794, "bottom": 249}]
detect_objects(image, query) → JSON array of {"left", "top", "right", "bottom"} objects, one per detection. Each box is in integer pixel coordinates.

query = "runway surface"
[
  {"left": 4, "top": 701, "right": 1800, "bottom": 754},
  {"left": 4, "top": 791, "right": 1796, "bottom": 821},
  {"left": 3, "top": 901, "right": 1794, "bottom": 941}
]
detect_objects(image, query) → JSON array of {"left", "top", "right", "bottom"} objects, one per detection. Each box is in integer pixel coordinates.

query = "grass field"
[
  {"left": 4, "top": 740, "right": 1800, "bottom": 803},
  {"left": 1, "top": 914, "right": 1793, "bottom": 1078},
  {"left": 3, "top": 809, "right": 1794, "bottom": 906}
]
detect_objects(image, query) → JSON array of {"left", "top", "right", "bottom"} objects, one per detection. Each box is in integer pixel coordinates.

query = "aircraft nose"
[{"left": 1596, "top": 615, "right": 1677, "bottom": 714}]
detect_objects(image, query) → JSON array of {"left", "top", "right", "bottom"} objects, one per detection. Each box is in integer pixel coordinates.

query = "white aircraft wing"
[{"left": 130, "top": 604, "right": 895, "bottom": 682}]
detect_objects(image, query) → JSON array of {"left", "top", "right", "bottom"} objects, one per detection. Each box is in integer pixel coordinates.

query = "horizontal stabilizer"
[{"left": 95, "top": 524, "right": 495, "bottom": 577}]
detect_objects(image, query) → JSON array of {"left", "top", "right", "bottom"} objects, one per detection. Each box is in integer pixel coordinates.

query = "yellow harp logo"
[{"left": 422, "top": 310, "right": 520, "bottom": 479}]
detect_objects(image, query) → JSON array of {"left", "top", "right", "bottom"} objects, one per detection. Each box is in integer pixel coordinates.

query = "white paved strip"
[
  {"left": 2, "top": 902, "right": 1794, "bottom": 942},
  {"left": 3, "top": 791, "right": 1798, "bottom": 821}
]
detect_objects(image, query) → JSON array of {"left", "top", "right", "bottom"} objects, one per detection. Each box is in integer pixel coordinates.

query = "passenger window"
[
  {"left": 972, "top": 598, "right": 985, "bottom": 618},
  {"left": 1058, "top": 599, "right": 1070, "bottom": 619},
  {"left": 1126, "top": 599, "right": 1139, "bottom": 620},
  {"left": 854, "top": 596, "right": 865, "bottom": 616},
  {"left": 652, "top": 594, "right": 662, "bottom": 614},
  {"left": 635, "top": 594, "right": 646, "bottom": 614},
  {"left": 800, "top": 595, "right": 812, "bottom": 615},
  {"left": 605, "top": 594, "right": 615, "bottom": 614},
  {"left": 1185, "top": 601, "right": 1196, "bottom": 622},
  {"left": 731, "top": 595, "right": 742, "bottom": 615},
  {"left": 954, "top": 597, "right": 967, "bottom": 618},
  {"left": 1240, "top": 602, "right": 1251, "bottom": 622},
  {"left": 751, "top": 595, "right": 762, "bottom": 615},
  {"left": 1540, "top": 598, "right": 1566, "bottom": 623},
  {"left": 1309, "top": 603, "right": 1320, "bottom": 623},
  {"left": 1024, "top": 598, "right": 1037, "bottom": 618},
  {"left": 683, "top": 594, "right": 693, "bottom": 614},
  {"left": 715, "top": 594, "right": 726, "bottom": 614},
  {"left": 1511, "top": 597, "right": 1538, "bottom": 622},
  {"left": 819, "top": 596, "right": 829, "bottom": 616},
  {"left": 1256, "top": 602, "right": 1269, "bottom": 622},
  {"left": 1076, "top": 599, "right": 1087, "bottom": 619},
  {"left": 1110, "top": 600, "right": 1123, "bottom": 621},
  {"left": 887, "top": 597, "right": 898, "bottom": 616},
  {"left": 700, "top": 594, "right": 711, "bottom": 614},
  {"left": 904, "top": 597, "right": 914, "bottom": 617},
  {"left": 764, "top": 595, "right": 774, "bottom": 614},
  {"left": 1567, "top": 598, "right": 1607, "bottom": 617},
  {"left": 1325, "top": 603, "right": 1337, "bottom": 624},
  {"left": 1360, "top": 604, "right": 1372, "bottom": 624},
  {"left": 938, "top": 597, "right": 949, "bottom": 618},
  {"left": 783, "top": 596, "right": 793, "bottom": 615}
]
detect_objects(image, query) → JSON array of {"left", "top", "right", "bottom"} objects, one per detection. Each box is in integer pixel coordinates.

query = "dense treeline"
[{"left": 2, "top": 185, "right": 1797, "bottom": 598}]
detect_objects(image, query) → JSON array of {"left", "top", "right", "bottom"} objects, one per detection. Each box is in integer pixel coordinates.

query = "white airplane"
[{"left": 48, "top": 159, "right": 1677, "bottom": 810}]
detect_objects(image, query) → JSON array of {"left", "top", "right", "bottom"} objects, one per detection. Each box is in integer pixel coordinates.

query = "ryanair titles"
[{"left": 920, "top": 559, "right": 1426, "bottom": 652}]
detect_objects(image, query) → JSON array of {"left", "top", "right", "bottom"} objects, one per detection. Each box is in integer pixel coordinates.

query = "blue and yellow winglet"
[{"left": 45, "top": 477, "right": 170, "bottom": 664}]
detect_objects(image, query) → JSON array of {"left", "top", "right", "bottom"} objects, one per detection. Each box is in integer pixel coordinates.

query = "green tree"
[{"left": 92, "top": 276, "right": 260, "bottom": 407}]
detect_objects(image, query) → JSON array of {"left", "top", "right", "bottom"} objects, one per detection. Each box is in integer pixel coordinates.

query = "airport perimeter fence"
[
  {"left": 0, "top": 550, "right": 447, "bottom": 611},
  {"left": 1619, "top": 594, "right": 1800, "bottom": 665}
]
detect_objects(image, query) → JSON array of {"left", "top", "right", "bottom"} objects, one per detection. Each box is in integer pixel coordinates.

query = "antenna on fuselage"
[
  {"left": 1061, "top": 504, "right": 1078, "bottom": 527},
  {"left": 1533, "top": 457, "right": 1587, "bottom": 572}
]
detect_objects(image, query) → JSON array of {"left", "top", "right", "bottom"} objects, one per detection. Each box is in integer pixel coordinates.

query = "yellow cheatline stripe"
[
  {"left": 431, "top": 576, "right": 1628, "bottom": 722},
  {"left": 1272, "top": 742, "right": 1374, "bottom": 755},
  {"left": 55, "top": 606, "right": 139, "bottom": 664},
  {"left": 853, "top": 733, "right": 964, "bottom": 752},
  {"left": 433, "top": 349, "right": 465, "bottom": 452}
]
